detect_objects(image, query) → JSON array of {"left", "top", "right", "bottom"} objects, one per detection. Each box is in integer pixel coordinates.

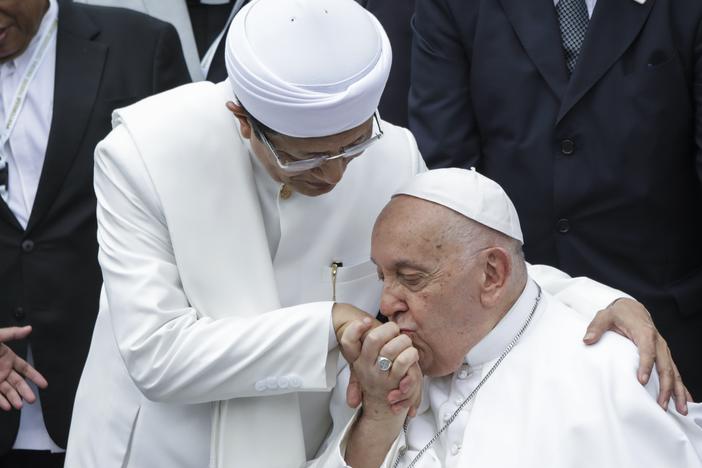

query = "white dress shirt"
[
  {"left": 0, "top": 0, "right": 57, "bottom": 230},
  {"left": 554, "top": 0, "right": 597, "bottom": 18},
  {"left": 0, "top": 0, "right": 63, "bottom": 453}
]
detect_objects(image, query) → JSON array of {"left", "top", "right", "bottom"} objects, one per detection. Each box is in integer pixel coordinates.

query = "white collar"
[{"left": 465, "top": 277, "right": 539, "bottom": 367}]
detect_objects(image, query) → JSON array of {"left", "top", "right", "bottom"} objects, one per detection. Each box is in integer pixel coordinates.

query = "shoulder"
[
  {"left": 526, "top": 294, "right": 644, "bottom": 392},
  {"left": 68, "top": 1, "right": 174, "bottom": 32},
  {"left": 346, "top": 120, "right": 425, "bottom": 186},
  {"left": 60, "top": 0, "right": 179, "bottom": 46}
]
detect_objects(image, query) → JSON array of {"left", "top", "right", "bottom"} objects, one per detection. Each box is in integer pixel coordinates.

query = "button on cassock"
[{"left": 280, "top": 184, "right": 292, "bottom": 200}]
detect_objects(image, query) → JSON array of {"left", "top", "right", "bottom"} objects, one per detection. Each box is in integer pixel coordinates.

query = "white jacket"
[{"left": 65, "top": 81, "right": 630, "bottom": 468}]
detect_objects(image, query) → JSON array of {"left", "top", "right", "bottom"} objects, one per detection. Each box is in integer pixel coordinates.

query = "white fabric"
[
  {"left": 225, "top": 0, "right": 391, "bottom": 137},
  {"left": 0, "top": 0, "right": 57, "bottom": 230},
  {"left": 394, "top": 167, "right": 524, "bottom": 243},
  {"left": 313, "top": 279, "right": 702, "bottom": 468},
  {"left": 0, "top": 0, "right": 62, "bottom": 453},
  {"left": 554, "top": 0, "right": 597, "bottom": 18},
  {"left": 64, "top": 81, "right": 425, "bottom": 468}
]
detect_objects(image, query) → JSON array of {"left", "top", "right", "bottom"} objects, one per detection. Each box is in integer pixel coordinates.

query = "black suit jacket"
[
  {"left": 358, "top": 0, "right": 416, "bottom": 127},
  {"left": 410, "top": 0, "right": 702, "bottom": 396},
  {"left": 0, "top": 0, "right": 190, "bottom": 451}
]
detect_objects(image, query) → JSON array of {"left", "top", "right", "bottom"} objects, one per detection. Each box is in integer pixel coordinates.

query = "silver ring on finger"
[{"left": 376, "top": 356, "right": 393, "bottom": 372}]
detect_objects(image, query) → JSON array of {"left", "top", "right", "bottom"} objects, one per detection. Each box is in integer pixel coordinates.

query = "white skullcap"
[
  {"left": 225, "top": 0, "right": 392, "bottom": 137},
  {"left": 393, "top": 168, "right": 524, "bottom": 244}
]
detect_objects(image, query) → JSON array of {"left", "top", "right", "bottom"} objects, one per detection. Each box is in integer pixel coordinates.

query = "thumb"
[{"left": 346, "top": 367, "right": 362, "bottom": 408}]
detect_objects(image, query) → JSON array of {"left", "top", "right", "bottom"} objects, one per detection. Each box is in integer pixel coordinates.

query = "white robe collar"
[{"left": 465, "top": 277, "right": 539, "bottom": 368}]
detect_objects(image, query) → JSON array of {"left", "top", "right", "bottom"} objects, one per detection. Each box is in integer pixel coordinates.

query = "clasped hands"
[{"left": 333, "top": 304, "right": 424, "bottom": 423}]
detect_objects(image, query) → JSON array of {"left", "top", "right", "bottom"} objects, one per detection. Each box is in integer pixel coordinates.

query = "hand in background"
[{"left": 0, "top": 326, "right": 48, "bottom": 411}]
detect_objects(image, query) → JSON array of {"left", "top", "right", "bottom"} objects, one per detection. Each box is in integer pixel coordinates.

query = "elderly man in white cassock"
[
  {"left": 64, "top": 0, "right": 690, "bottom": 467},
  {"left": 311, "top": 168, "right": 702, "bottom": 468}
]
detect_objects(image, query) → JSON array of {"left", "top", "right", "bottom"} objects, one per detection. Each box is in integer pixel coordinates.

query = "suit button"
[
  {"left": 560, "top": 139, "right": 575, "bottom": 155},
  {"left": 14, "top": 306, "right": 25, "bottom": 321},
  {"left": 557, "top": 218, "right": 570, "bottom": 234},
  {"left": 21, "top": 239, "right": 34, "bottom": 253}
]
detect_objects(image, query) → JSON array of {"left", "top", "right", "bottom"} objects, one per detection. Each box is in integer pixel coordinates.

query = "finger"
[
  {"left": 340, "top": 318, "right": 374, "bottom": 363},
  {"left": 0, "top": 381, "right": 23, "bottom": 410},
  {"left": 388, "top": 347, "right": 419, "bottom": 384},
  {"left": 8, "top": 371, "right": 36, "bottom": 404},
  {"left": 0, "top": 326, "right": 32, "bottom": 343},
  {"left": 13, "top": 356, "right": 47, "bottom": 389},
  {"left": 671, "top": 362, "right": 688, "bottom": 415},
  {"left": 655, "top": 344, "right": 674, "bottom": 411},
  {"left": 359, "top": 322, "right": 400, "bottom": 366},
  {"left": 377, "top": 334, "right": 413, "bottom": 364},
  {"left": 635, "top": 332, "right": 657, "bottom": 386},
  {"left": 0, "top": 393, "right": 10, "bottom": 411},
  {"left": 583, "top": 308, "right": 612, "bottom": 344},
  {"left": 346, "top": 367, "right": 362, "bottom": 408}
]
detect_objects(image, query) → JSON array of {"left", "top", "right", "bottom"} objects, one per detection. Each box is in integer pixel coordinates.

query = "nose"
[
  {"left": 379, "top": 282, "right": 408, "bottom": 321},
  {"left": 316, "top": 157, "right": 347, "bottom": 184}
]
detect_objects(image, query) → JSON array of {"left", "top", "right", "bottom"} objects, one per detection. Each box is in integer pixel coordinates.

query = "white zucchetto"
[
  {"left": 394, "top": 168, "right": 525, "bottom": 244},
  {"left": 225, "top": 0, "right": 392, "bottom": 137}
]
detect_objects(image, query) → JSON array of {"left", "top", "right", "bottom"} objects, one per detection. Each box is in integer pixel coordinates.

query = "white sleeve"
[
  {"left": 306, "top": 404, "right": 405, "bottom": 468},
  {"left": 94, "top": 125, "right": 338, "bottom": 404},
  {"left": 527, "top": 262, "right": 632, "bottom": 319}
]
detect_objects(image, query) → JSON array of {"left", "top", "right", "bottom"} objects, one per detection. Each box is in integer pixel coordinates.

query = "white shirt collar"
[{"left": 465, "top": 277, "right": 539, "bottom": 367}]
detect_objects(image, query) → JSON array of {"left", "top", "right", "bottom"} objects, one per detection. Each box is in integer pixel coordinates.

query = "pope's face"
[
  {"left": 0, "top": 0, "right": 48, "bottom": 63},
  {"left": 371, "top": 197, "right": 486, "bottom": 377},
  {"left": 249, "top": 117, "right": 374, "bottom": 197}
]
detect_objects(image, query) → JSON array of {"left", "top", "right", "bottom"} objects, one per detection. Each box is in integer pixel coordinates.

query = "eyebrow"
[{"left": 370, "top": 257, "right": 429, "bottom": 271}]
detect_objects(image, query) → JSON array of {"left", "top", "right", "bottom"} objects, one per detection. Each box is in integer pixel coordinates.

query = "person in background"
[
  {"left": 409, "top": 0, "right": 702, "bottom": 399},
  {"left": 0, "top": 0, "right": 190, "bottom": 466}
]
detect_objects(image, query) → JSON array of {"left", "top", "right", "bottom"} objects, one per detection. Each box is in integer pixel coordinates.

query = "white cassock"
[
  {"left": 64, "top": 80, "right": 637, "bottom": 468},
  {"left": 313, "top": 278, "right": 702, "bottom": 468}
]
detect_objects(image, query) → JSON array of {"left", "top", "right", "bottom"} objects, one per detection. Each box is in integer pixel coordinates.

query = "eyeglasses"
[{"left": 251, "top": 112, "right": 384, "bottom": 174}]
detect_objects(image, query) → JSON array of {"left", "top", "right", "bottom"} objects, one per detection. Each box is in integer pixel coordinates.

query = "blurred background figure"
[
  {"left": 78, "top": 0, "right": 417, "bottom": 126},
  {"left": 409, "top": 0, "right": 702, "bottom": 399},
  {"left": 0, "top": 0, "right": 190, "bottom": 466}
]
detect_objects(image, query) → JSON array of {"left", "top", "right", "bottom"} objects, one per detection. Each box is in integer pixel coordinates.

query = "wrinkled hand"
[
  {"left": 341, "top": 320, "right": 422, "bottom": 418},
  {"left": 0, "top": 326, "right": 48, "bottom": 411},
  {"left": 583, "top": 298, "right": 692, "bottom": 413}
]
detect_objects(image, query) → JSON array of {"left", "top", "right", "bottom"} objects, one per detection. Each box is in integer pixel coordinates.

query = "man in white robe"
[
  {"left": 313, "top": 168, "right": 702, "bottom": 468},
  {"left": 63, "top": 1, "right": 689, "bottom": 467}
]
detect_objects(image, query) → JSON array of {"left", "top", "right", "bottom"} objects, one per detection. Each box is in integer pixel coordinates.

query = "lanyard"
[
  {"left": 0, "top": 18, "right": 58, "bottom": 149},
  {"left": 199, "top": 0, "right": 246, "bottom": 78},
  {"left": 0, "top": 18, "right": 57, "bottom": 200}
]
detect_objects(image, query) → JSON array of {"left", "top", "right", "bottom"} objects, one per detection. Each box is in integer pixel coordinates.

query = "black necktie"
[
  {"left": 0, "top": 159, "right": 7, "bottom": 201},
  {"left": 556, "top": 0, "right": 589, "bottom": 75}
]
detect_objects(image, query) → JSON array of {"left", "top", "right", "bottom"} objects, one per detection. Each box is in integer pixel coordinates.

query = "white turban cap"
[
  {"left": 393, "top": 168, "right": 524, "bottom": 244},
  {"left": 225, "top": 0, "right": 392, "bottom": 137}
]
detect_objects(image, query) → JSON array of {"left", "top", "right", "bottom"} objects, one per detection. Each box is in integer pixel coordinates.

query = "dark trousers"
[{"left": 0, "top": 449, "right": 65, "bottom": 468}]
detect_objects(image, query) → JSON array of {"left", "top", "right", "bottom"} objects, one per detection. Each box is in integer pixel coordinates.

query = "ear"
[
  {"left": 480, "top": 247, "right": 511, "bottom": 307},
  {"left": 225, "top": 101, "right": 252, "bottom": 139}
]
